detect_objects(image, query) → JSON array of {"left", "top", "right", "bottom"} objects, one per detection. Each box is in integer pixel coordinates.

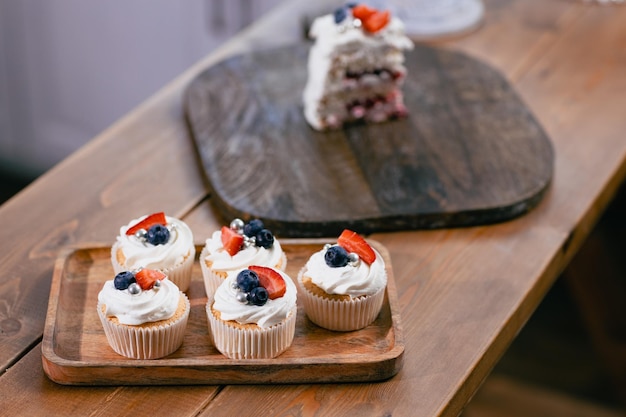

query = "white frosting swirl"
[
  {"left": 302, "top": 245, "right": 387, "bottom": 297},
  {"left": 98, "top": 278, "right": 180, "bottom": 325},
  {"left": 212, "top": 269, "right": 297, "bottom": 328},
  {"left": 203, "top": 230, "right": 284, "bottom": 271},
  {"left": 308, "top": 13, "right": 414, "bottom": 55},
  {"left": 115, "top": 215, "right": 194, "bottom": 270}
]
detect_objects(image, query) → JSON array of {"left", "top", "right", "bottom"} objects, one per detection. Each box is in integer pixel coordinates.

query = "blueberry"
[
  {"left": 334, "top": 7, "right": 347, "bottom": 24},
  {"left": 243, "top": 219, "right": 264, "bottom": 237},
  {"left": 255, "top": 229, "right": 274, "bottom": 249},
  {"left": 145, "top": 224, "right": 170, "bottom": 245},
  {"left": 236, "top": 269, "right": 260, "bottom": 293},
  {"left": 114, "top": 271, "right": 136, "bottom": 290},
  {"left": 249, "top": 286, "right": 269, "bottom": 306},
  {"left": 325, "top": 245, "right": 349, "bottom": 268}
]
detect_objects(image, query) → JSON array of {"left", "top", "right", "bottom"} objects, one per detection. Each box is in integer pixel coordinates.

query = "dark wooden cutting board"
[{"left": 184, "top": 43, "right": 553, "bottom": 237}]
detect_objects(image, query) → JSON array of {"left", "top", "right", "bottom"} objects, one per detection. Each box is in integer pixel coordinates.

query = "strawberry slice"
[
  {"left": 352, "top": 4, "right": 376, "bottom": 21},
  {"left": 363, "top": 10, "right": 390, "bottom": 33},
  {"left": 135, "top": 268, "right": 166, "bottom": 290},
  {"left": 220, "top": 226, "right": 244, "bottom": 256},
  {"left": 126, "top": 212, "right": 167, "bottom": 235},
  {"left": 249, "top": 265, "right": 286, "bottom": 300},
  {"left": 337, "top": 229, "right": 376, "bottom": 265}
]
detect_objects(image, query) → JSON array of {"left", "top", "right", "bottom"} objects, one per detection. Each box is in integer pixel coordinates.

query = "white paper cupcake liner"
[
  {"left": 97, "top": 294, "right": 190, "bottom": 359},
  {"left": 200, "top": 245, "right": 288, "bottom": 298},
  {"left": 110, "top": 243, "right": 195, "bottom": 292},
  {"left": 199, "top": 246, "right": 227, "bottom": 297},
  {"left": 206, "top": 302, "right": 296, "bottom": 359},
  {"left": 298, "top": 273, "right": 386, "bottom": 332}
]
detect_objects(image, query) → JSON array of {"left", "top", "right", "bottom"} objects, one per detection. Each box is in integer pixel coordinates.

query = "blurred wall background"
[{"left": 0, "top": 0, "right": 284, "bottom": 199}]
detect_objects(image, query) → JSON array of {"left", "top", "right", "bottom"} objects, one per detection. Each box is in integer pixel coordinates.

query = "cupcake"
[
  {"left": 206, "top": 265, "right": 297, "bottom": 359},
  {"left": 297, "top": 229, "right": 387, "bottom": 331},
  {"left": 111, "top": 212, "right": 195, "bottom": 292},
  {"left": 200, "top": 218, "right": 287, "bottom": 297},
  {"left": 97, "top": 268, "right": 190, "bottom": 359}
]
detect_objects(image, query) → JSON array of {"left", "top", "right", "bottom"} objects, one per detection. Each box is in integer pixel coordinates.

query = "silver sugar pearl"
[
  {"left": 243, "top": 235, "right": 255, "bottom": 248},
  {"left": 134, "top": 228, "right": 147, "bottom": 240},
  {"left": 235, "top": 292, "right": 249, "bottom": 303},
  {"left": 323, "top": 243, "right": 332, "bottom": 250},
  {"left": 153, "top": 280, "right": 161, "bottom": 289},
  {"left": 231, "top": 282, "right": 239, "bottom": 290},
  {"left": 128, "top": 283, "right": 141, "bottom": 295},
  {"left": 353, "top": 18, "right": 362, "bottom": 28},
  {"left": 348, "top": 252, "right": 360, "bottom": 266},
  {"left": 230, "top": 218, "right": 245, "bottom": 233}
]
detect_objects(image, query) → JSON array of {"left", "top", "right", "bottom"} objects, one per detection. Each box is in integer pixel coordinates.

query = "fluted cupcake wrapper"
[
  {"left": 206, "top": 302, "right": 297, "bottom": 359},
  {"left": 199, "top": 246, "right": 227, "bottom": 298},
  {"left": 97, "top": 294, "right": 190, "bottom": 359},
  {"left": 298, "top": 274, "right": 386, "bottom": 332},
  {"left": 110, "top": 242, "right": 195, "bottom": 292},
  {"left": 199, "top": 245, "right": 287, "bottom": 298}
]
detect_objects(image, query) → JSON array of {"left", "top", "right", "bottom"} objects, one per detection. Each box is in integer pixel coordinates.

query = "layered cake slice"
[{"left": 303, "top": 3, "right": 414, "bottom": 131}]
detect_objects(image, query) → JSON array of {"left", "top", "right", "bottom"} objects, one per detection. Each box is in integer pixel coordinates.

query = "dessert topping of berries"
[
  {"left": 233, "top": 267, "right": 284, "bottom": 306},
  {"left": 126, "top": 212, "right": 167, "bottom": 236},
  {"left": 126, "top": 212, "right": 174, "bottom": 246},
  {"left": 324, "top": 245, "right": 350, "bottom": 268},
  {"left": 145, "top": 224, "right": 170, "bottom": 245},
  {"left": 114, "top": 271, "right": 136, "bottom": 290},
  {"left": 249, "top": 265, "right": 286, "bottom": 300},
  {"left": 221, "top": 226, "right": 244, "bottom": 256},
  {"left": 335, "top": 3, "right": 390, "bottom": 33},
  {"left": 255, "top": 229, "right": 274, "bottom": 249},
  {"left": 243, "top": 219, "right": 265, "bottom": 237},
  {"left": 352, "top": 4, "right": 377, "bottom": 21},
  {"left": 336, "top": 229, "right": 376, "bottom": 265},
  {"left": 249, "top": 286, "right": 269, "bottom": 306},
  {"left": 223, "top": 218, "right": 276, "bottom": 256},
  {"left": 113, "top": 269, "right": 165, "bottom": 293},
  {"left": 334, "top": 6, "right": 348, "bottom": 23},
  {"left": 362, "top": 9, "right": 390, "bottom": 33},
  {"left": 134, "top": 268, "right": 166, "bottom": 290},
  {"left": 236, "top": 269, "right": 260, "bottom": 293}
]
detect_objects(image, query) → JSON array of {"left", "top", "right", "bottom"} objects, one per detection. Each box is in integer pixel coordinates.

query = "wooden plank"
[{"left": 0, "top": 343, "right": 220, "bottom": 417}]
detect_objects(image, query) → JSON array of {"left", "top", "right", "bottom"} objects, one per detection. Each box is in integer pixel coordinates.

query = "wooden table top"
[{"left": 2, "top": 0, "right": 626, "bottom": 415}]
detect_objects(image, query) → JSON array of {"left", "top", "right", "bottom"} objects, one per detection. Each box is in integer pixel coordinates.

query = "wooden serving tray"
[
  {"left": 42, "top": 240, "right": 403, "bottom": 385},
  {"left": 185, "top": 43, "right": 554, "bottom": 237}
]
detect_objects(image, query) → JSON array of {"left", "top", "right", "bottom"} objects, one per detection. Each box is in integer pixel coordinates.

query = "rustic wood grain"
[
  {"left": 1, "top": 342, "right": 220, "bottom": 417},
  {"left": 42, "top": 241, "right": 403, "bottom": 385},
  {"left": 2, "top": 0, "right": 626, "bottom": 416},
  {"left": 185, "top": 43, "right": 554, "bottom": 237}
]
